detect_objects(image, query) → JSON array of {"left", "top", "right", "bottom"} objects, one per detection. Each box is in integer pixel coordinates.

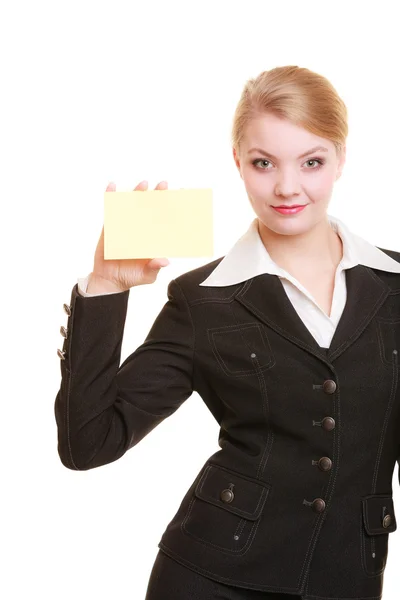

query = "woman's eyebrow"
[{"left": 247, "top": 145, "right": 329, "bottom": 160}]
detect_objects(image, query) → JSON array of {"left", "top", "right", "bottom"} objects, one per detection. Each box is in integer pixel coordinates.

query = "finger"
[
  {"left": 133, "top": 180, "right": 148, "bottom": 191},
  {"left": 100, "top": 182, "right": 117, "bottom": 239},
  {"left": 148, "top": 257, "right": 170, "bottom": 270},
  {"left": 153, "top": 182, "right": 169, "bottom": 264},
  {"left": 155, "top": 181, "right": 168, "bottom": 190}
]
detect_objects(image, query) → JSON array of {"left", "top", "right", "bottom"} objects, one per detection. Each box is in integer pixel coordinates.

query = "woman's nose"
[{"left": 275, "top": 174, "right": 302, "bottom": 197}]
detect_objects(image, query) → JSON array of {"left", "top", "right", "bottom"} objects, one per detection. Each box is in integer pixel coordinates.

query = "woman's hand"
[{"left": 89, "top": 180, "right": 170, "bottom": 292}]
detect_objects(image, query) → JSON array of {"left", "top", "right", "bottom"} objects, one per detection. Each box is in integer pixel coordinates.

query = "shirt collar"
[{"left": 199, "top": 214, "right": 400, "bottom": 287}]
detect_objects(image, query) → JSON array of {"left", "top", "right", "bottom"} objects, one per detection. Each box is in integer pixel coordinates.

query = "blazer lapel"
[{"left": 235, "top": 264, "right": 391, "bottom": 363}]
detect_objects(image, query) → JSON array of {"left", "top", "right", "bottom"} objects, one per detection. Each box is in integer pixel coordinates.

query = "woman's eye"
[
  {"left": 252, "top": 158, "right": 324, "bottom": 170},
  {"left": 252, "top": 159, "right": 272, "bottom": 169},
  {"left": 305, "top": 159, "right": 321, "bottom": 168}
]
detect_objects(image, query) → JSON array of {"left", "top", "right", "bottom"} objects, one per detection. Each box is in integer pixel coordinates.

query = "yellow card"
[{"left": 104, "top": 188, "right": 214, "bottom": 259}]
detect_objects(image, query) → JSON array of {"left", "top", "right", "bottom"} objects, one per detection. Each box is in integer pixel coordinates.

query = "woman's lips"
[{"left": 272, "top": 205, "right": 307, "bottom": 215}]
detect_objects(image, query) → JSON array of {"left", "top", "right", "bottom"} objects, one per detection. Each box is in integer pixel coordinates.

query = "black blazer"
[{"left": 55, "top": 247, "right": 400, "bottom": 600}]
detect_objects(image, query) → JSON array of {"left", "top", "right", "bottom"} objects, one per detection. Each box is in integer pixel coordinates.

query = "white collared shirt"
[{"left": 77, "top": 214, "right": 400, "bottom": 348}]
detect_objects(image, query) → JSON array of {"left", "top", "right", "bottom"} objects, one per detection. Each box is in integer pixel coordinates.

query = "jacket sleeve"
[{"left": 54, "top": 278, "right": 195, "bottom": 471}]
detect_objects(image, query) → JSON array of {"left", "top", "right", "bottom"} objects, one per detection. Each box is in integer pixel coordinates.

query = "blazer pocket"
[
  {"left": 375, "top": 317, "right": 400, "bottom": 366},
  {"left": 360, "top": 493, "right": 397, "bottom": 576},
  {"left": 181, "top": 463, "right": 271, "bottom": 554},
  {"left": 208, "top": 323, "right": 275, "bottom": 377}
]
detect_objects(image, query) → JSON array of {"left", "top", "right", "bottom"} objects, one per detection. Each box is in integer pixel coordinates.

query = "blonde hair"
[{"left": 231, "top": 65, "right": 348, "bottom": 158}]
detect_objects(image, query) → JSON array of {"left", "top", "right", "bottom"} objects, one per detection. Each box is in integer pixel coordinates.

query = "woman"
[{"left": 55, "top": 66, "right": 400, "bottom": 599}]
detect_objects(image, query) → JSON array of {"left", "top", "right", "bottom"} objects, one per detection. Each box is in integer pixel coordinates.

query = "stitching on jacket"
[
  {"left": 296, "top": 365, "right": 341, "bottom": 588},
  {"left": 181, "top": 464, "right": 270, "bottom": 554},
  {"left": 304, "top": 594, "right": 381, "bottom": 599},
  {"left": 158, "top": 542, "right": 308, "bottom": 592},
  {"left": 372, "top": 350, "right": 398, "bottom": 492},
  {"left": 328, "top": 268, "right": 388, "bottom": 357},
  {"left": 375, "top": 317, "right": 400, "bottom": 365},
  {"left": 359, "top": 349, "right": 398, "bottom": 576},
  {"left": 198, "top": 464, "right": 270, "bottom": 516},
  {"left": 173, "top": 279, "right": 196, "bottom": 391},
  {"left": 360, "top": 511, "right": 385, "bottom": 577},
  {"left": 225, "top": 301, "right": 274, "bottom": 481},
  {"left": 253, "top": 356, "right": 274, "bottom": 481},
  {"left": 189, "top": 283, "right": 244, "bottom": 305},
  {"left": 375, "top": 319, "right": 392, "bottom": 367},
  {"left": 181, "top": 494, "right": 260, "bottom": 555},
  {"left": 65, "top": 288, "right": 79, "bottom": 470},
  {"left": 207, "top": 322, "right": 275, "bottom": 376}
]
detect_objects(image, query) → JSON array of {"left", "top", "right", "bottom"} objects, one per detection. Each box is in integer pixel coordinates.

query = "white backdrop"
[{"left": 2, "top": 0, "right": 400, "bottom": 598}]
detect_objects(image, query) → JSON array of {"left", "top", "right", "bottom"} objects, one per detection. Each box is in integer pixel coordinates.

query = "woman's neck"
[{"left": 257, "top": 217, "right": 344, "bottom": 276}]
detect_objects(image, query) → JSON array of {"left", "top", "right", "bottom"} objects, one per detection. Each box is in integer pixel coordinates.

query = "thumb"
[{"left": 149, "top": 258, "right": 170, "bottom": 271}]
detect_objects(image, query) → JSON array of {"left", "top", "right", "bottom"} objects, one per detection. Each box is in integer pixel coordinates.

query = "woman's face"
[{"left": 233, "top": 113, "right": 346, "bottom": 237}]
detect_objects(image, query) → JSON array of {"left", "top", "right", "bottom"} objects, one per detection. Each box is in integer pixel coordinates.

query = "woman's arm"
[{"left": 54, "top": 278, "right": 195, "bottom": 470}]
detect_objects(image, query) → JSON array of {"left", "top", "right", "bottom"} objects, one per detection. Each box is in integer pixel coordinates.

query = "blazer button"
[
  {"left": 60, "top": 325, "right": 68, "bottom": 338},
  {"left": 63, "top": 303, "right": 71, "bottom": 316},
  {"left": 323, "top": 380, "right": 336, "bottom": 394},
  {"left": 220, "top": 488, "right": 235, "bottom": 503},
  {"left": 322, "top": 417, "right": 335, "bottom": 431},
  {"left": 318, "top": 457, "right": 332, "bottom": 471},
  {"left": 312, "top": 498, "right": 326, "bottom": 513},
  {"left": 383, "top": 514, "right": 392, "bottom": 528},
  {"left": 57, "top": 349, "right": 66, "bottom": 360}
]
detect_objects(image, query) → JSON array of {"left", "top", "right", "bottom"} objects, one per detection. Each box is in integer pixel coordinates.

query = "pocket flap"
[
  {"left": 361, "top": 494, "right": 397, "bottom": 535},
  {"left": 194, "top": 463, "right": 271, "bottom": 520}
]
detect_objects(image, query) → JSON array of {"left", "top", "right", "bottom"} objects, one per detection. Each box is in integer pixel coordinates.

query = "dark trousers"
[{"left": 145, "top": 549, "right": 302, "bottom": 599}]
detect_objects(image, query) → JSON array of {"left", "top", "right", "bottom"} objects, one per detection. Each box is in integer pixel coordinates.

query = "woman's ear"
[
  {"left": 233, "top": 147, "right": 243, "bottom": 178},
  {"left": 336, "top": 145, "right": 346, "bottom": 180}
]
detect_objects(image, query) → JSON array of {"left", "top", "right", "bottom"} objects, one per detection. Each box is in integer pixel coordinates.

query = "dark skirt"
[{"left": 145, "top": 549, "right": 302, "bottom": 599}]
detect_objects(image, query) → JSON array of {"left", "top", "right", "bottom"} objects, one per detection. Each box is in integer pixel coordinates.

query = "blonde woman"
[{"left": 55, "top": 66, "right": 400, "bottom": 600}]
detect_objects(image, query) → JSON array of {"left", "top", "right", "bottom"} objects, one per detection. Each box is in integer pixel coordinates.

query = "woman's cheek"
[
  {"left": 245, "top": 171, "right": 271, "bottom": 196},
  {"left": 312, "top": 177, "right": 335, "bottom": 198}
]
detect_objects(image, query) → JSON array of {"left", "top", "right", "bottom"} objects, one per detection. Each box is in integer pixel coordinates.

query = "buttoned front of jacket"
[
  {"left": 55, "top": 238, "right": 400, "bottom": 600},
  {"left": 152, "top": 257, "right": 400, "bottom": 600}
]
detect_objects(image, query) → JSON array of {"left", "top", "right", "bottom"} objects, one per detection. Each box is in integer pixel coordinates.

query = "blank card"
[{"left": 104, "top": 188, "right": 214, "bottom": 259}]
